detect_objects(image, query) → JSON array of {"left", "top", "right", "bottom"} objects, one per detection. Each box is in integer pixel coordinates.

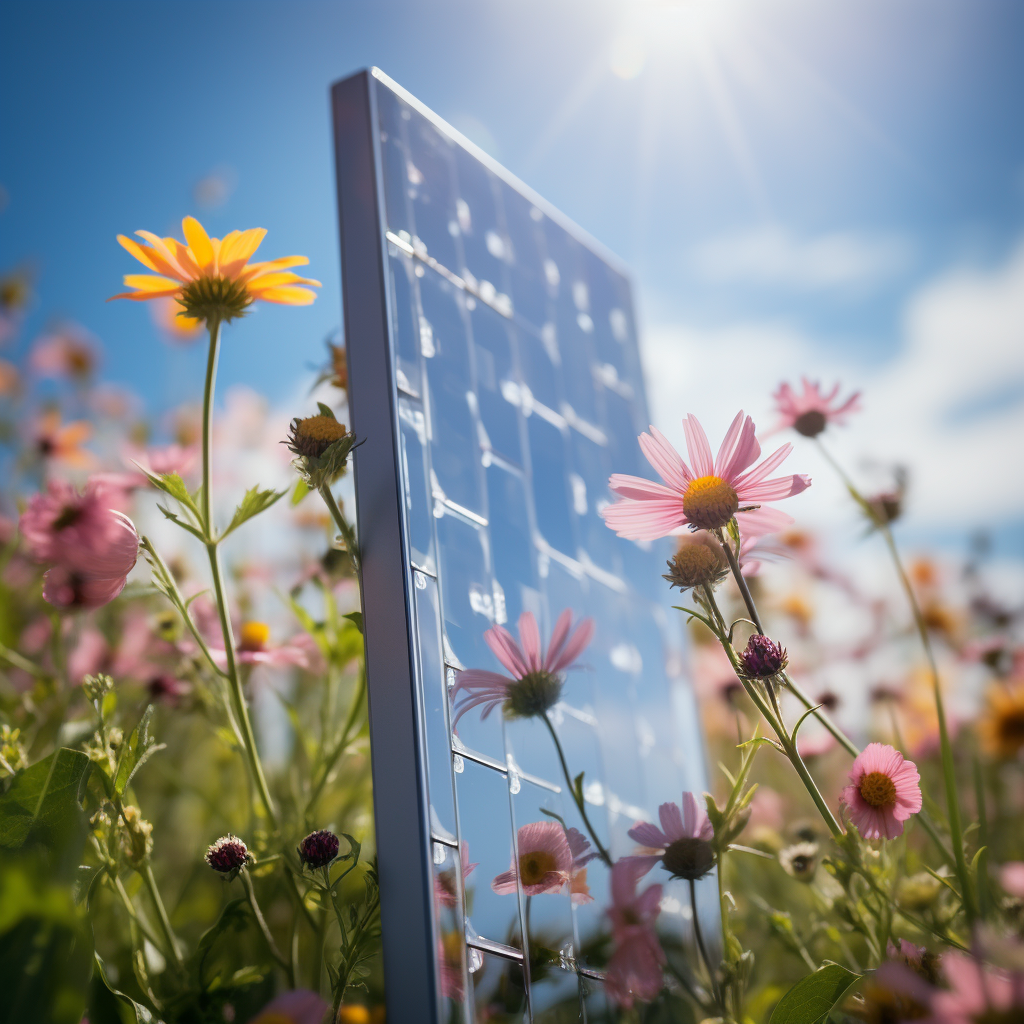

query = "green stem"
[
  {"left": 0, "top": 641, "right": 47, "bottom": 678},
  {"left": 199, "top": 317, "right": 277, "bottom": 829},
  {"left": 240, "top": 868, "right": 295, "bottom": 986},
  {"left": 816, "top": 438, "right": 977, "bottom": 923},
  {"left": 307, "top": 666, "right": 366, "bottom": 817},
  {"left": 689, "top": 878, "right": 723, "bottom": 1010},
  {"left": 541, "top": 713, "right": 613, "bottom": 867},
  {"left": 110, "top": 873, "right": 168, "bottom": 960},
  {"left": 141, "top": 864, "right": 184, "bottom": 970},
  {"left": 319, "top": 484, "right": 359, "bottom": 575}
]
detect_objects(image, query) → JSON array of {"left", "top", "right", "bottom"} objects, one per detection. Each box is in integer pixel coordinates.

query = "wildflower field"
[{"left": 1, "top": 215, "right": 1022, "bottom": 1024}]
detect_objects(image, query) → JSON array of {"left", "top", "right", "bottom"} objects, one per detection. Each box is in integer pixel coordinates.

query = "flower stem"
[
  {"left": 141, "top": 864, "right": 184, "bottom": 970},
  {"left": 541, "top": 712, "right": 613, "bottom": 867},
  {"left": 199, "top": 317, "right": 278, "bottom": 830},
  {"left": 815, "top": 438, "right": 977, "bottom": 923},
  {"left": 689, "top": 877, "right": 722, "bottom": 1011},
  {"left": 306, "top": 666, "right": 366, "bottom": 819},
  {"left": 319, "top": 484, "right": 359, "bottom": 575},
  {"left": 240, "top": 868, "right": 295, "bottom": 986},
  {"left": 703, "top": 587, "right": 844, "bottom": 839}
]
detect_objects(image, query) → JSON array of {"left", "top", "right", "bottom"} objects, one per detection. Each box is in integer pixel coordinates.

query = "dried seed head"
[
  {"left": 206, "top": 834, "right": 250, "bottom": 875},
  {"left": 663, "top": 531, "right": 729, "bottom": 592}
]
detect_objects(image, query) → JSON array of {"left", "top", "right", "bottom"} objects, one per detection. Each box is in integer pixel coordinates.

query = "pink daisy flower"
[
  {"left": 491, "top": 820, "right": 573, "bottom": 897},
  {"left": 20, "top": 478, "right": 139, "bottom": 580},
  {"left": 451, "top": 609, "right": 594, "bottom": 728},
  {"left": 434, "top": 843, "right": 478, "bottom": 909},
  {"left": 773, "top": 378, "right": 861, "bottom": 438},
  {"left": 999, "top": 861, "right": 1024, "bottom": 899},
  {"left": 840, "top": 742, "right": 922, "bottom": 839},
  {"left": 566, "top": 826, "right": 596, "bottom": 905},
  {"left": 210, "top": 621, "right": 311, "bottom": 669},
  {"left": 601, "top": 411, "right": 811, "bottom": 542},
  {"left": 627, "top": 791, "right": 715, "bottom": 880},
  {"left": 931, "top": 951, "right": 1024, "bottom": 1024},
  {"left": 604, "top": 858, "right": 665, "bottom": 1009}
]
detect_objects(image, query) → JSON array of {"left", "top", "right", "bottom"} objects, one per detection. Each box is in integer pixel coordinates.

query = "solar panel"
[{"left": 332, "top": 68, "right": 712, "bottom": 1023}]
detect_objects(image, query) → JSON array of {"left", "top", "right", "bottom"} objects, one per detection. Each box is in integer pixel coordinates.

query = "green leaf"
[
  {"left": 343, "top": 611, "right": 363, "bottom": 634},
  {"left": 220, "top": 485, "right": 287, "bottom": 539},
  {"left": 113, "top": 705, "right": 165, "bottom": 797},
  {"left": 134, "top": 466, "right": 203, "bottom": 521},
  {"left": 191, "top": 897, "right": 249, "bottom": 988},
  {"left": 291, "top": 478, "right": 310, "bottom": 506},
  {"left": 769, "top": 963, "right": 862, "bottom": 1024},
  {"left": 317, "top": 402, "right": 337, "bottom": 420},
  {"left": 93, "top": 951, "right": 155, "bottom": 1023},
  {"left": 155, "top": 502, "right": 205, "bottom": 540},
  {"left": 0, "top": 748, "right": 90, "bottom": 872}
]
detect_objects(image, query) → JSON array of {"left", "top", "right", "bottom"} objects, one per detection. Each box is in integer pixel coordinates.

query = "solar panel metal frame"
[{"left": 331, "top": 67, "right": 711, "bottom": 1024}]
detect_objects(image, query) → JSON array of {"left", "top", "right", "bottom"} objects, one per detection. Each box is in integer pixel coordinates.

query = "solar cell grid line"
[{"left": 332, "top": 67, "right": 713, "bottom": 1024}]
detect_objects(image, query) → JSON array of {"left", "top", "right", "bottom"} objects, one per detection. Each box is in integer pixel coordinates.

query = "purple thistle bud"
[
  {"left": 206, "top": 834, "right": 249, "bottom": 874},
  {"left": 740, "top": 634, "right": 788, "bottom": 678},
  {"left": 298, "top": 829, "right": 340, "bottom": 870}
]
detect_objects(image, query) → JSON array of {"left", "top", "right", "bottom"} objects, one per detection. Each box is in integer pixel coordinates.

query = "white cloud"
[
  {"left": 689, "top": 225, "right": 913, "bottom": 290},
  {"left": 641, "top": 239, "right": 1024, "bottom": 531}
]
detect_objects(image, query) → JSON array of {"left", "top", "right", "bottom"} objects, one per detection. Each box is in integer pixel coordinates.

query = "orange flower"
[
  {"left": 34, "top": 411, "right": 95, "bottom": 468},
  {"left": 978, "top": 678, "right": 1024, "bottom": 760},
  {"left": 112, "top": 216, "right": 320, "bottom": 323}
]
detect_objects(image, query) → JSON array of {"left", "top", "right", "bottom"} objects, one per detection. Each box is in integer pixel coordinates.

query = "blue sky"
[{"left": 3, "top": 0, "right": 1024, "bottom": 550}]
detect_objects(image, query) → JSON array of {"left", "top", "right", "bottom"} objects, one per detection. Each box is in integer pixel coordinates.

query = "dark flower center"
[
  {"left": 519, "top": 850, "right": 558, "bottom": 886},
  {"left": 503, "top": 671, "right": 563, "bottom": 719},
  {"left": 179, "top": 275, "right": 252, "bottom": 323},
  {"left": 682, "top": 475, "right": 739, "bottom": 531},
  {"left": 859, "top": 771, "right": 897, "bottom": 809},
  {"left": 52, "top": 504, "right": 83, "bottom": 531},
  {"left": 662, "top": 836, "right": 715, "bottom": 880},
  {"left": 793, "top": 409, "right": 827, "bottom": 437}
]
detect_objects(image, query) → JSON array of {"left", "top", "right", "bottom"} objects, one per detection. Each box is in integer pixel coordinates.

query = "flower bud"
[
  {"left": 120, "top": 805, "right": 154, "bottom": 867},
  {"left": 739, "top": 634, "right": 788, "bottom": 678},
  {"left": 206, "top": 834, "right": 251, "bottom": 877},
  {"left": 82, "top": 673, "right": 114, "bottom": 702},
  {"left": 298, "top": 829, "right": 341, "bottom": 870}
]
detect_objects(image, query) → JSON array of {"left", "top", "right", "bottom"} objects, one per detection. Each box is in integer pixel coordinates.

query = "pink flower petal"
[
  {"left": 638, "top": 427, "right": 692, "bottom": 492},
  {"left": 548, "top": 617, "right": 594, "bottom": 674},
  {"left": 737, "top": 474, "right": 812, "bottom": 502},
  {"left": 659, "top": 801, "right": 685, "bottom": 842},
  {"left": 517, "top": 612, "right": 542, "bottom": 672},
  {"left": 484, "top": 624, "right": 530, "bottom": 677},
  {"left": 716, "top": 412, "right": 761, "bottom": 481},
  {"left": 732, "top": 442, "right": 794, "bottom": 490},
  {"left": 607, "top": 474, "right": 680, "bottom": 501},
  {"left": 628, "top": 821, "right": 669, "bottom": 849},
  {"left": 683, "top": 415, "right": 715, "bottom": 478}
]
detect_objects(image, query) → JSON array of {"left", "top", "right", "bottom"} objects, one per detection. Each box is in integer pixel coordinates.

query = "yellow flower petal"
[
  {"left": 123, "top": 274, "right": 183, "bottom": 293},
  {"left": 117, "top": 235, "right": 161, "bottom": 273},
  {"left": 220, "top": 228, "right": 267, "bottom": 278},
  {"left": 253, "top": 285, "right": 318, "bottom": 305},
  {"left": 136, "top": 231, "right": 192, "bottom": 280},
  {"left": 241, "top": 255, "right": 309, "bottom": 281},
  {"left": 182, "top": 217, "right": 215, "bottom": 274},
  {"left": 163, "top": 237, "right": 201, "bottom": 279},
  {"left": 247, "top": 271, "right": 322, "bottom": 290}
]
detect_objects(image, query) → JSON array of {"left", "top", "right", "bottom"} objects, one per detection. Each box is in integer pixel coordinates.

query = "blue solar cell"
[
  {"left": 455, "top": 758, "right": 522, "bottom": 950},
  {"left": 484, "top": 463, "right": 536, "bottom": 628},
  {"left": 415, "top": 571, "right": 459, "bottom": 843},
  {"left": 526, "top": 415, "right": 576, "bottom": 560},
  {"left": 470, "top": 303, "right": 521, "bottom": 464},
  {"left": 388, "top": 250, "right": 423, "bottom": 397},
  {"left": 399, "top": 396, "right": 435, "bottom": 572}
]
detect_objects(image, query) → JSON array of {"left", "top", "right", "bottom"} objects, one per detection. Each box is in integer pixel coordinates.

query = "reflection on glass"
[
  {"left": 377, "top": 87, "right": 414, "bottom": 242},
  {"left": 471, "top": 303, "right": 521, "bottom": 464},
  {"left": 420, "top": 271, "right": 485, "bottom": 517},
  {"left": 432, "top": 843, "right": 470, "bottom": 1024},
  {"left": 405, "top": 106, "right": 461, "bottom": 272},
  {"left": 485, "top": 464, "right": 535, "bottom": 629},
  {"left": 470, "top": 953, "right": 527, "bottom": 1024},
  {"left": 455, "top": 758, "right": 521, "bottom": 950},
  {"left": 388, "top": 251, "right": 423, "bottom": 397},
  {"left": 435, "top": 510, "right": 504, "bottom": 759},
  {"left": 371, "top": 74, "right": 714, "bottom": 1018},
  {"left": 399, "top": 396, "right": 434, "bottom": 572},
  {"left": 527, "top": 415, "right": 576, "bottom": 559},
  {"left": 415, "top": 572, "right": 458, "bottom": 842}
]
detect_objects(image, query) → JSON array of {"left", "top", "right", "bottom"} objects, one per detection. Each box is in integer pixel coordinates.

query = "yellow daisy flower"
[{"left": 111, "top": 216, "right": 320, "bottom": 323}]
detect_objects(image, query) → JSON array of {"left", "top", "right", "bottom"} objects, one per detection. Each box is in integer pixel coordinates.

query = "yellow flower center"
[
  {"left": 682, "top": 475, "right": 739, "bottom": 531},
  {"left": 519, "top": 849, "right": 558, "bottom": 886},
  {"left": 239, "top": 621, "right": 270, "bottom": 651},
  {"left": 297, "top": 415, "right": 348, "bottom": 444},
  {"left": 859, "top": 771, "right": 897, "bottom": 809}
]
